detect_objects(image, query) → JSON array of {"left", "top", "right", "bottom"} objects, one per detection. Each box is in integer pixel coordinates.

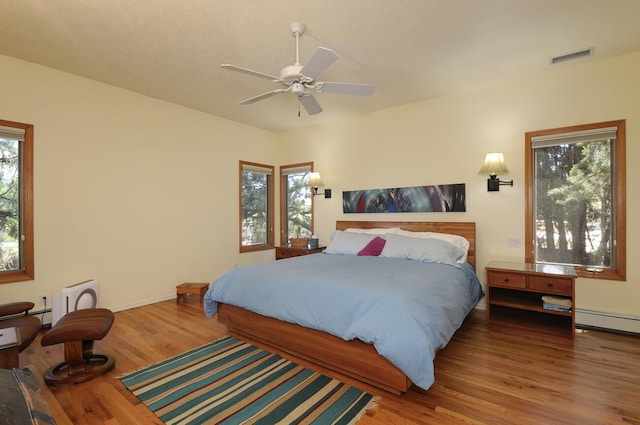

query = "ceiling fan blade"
[
  {"left": 221, "top": 64, "right": 279, "bottom": 81},
  {"left": 300, "top": 47, "right": 338, "bottom": 80},
  {"left": 300, "top": 93, "right": 323, "bottom": 115},
  {"left": 239, "top": 89, "right": 287, "bottom": 104},
  {"left": 316, "top": 82, "right": 375, "bottom": 96}
]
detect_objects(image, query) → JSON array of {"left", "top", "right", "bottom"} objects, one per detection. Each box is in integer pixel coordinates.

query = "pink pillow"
[{"left": 357, "top": 236, "right": 386, "bottom": 256}]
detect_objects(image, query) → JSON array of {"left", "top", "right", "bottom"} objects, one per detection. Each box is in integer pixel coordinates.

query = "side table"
[
  {"left": 0, "top": 327, "right": 21, "bottom": 369},
  {"left": 275, "top": 246, "right": 325, "bottom": 260},
  {"left": 176, "top": 282, "right": 210, "bottom": 304},
  {"left": 486, "top": 261, "right": 576, "bottom": 341}
]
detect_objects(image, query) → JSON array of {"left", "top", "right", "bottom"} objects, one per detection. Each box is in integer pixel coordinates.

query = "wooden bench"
[{"left": 176, "top": 282, "right": 209, "bottom": 304}]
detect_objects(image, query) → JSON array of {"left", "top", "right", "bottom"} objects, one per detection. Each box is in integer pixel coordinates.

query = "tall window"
[
  {"left": 525, "top": 120, "right": 626, "bottom": 280},
  {"left": 239, "top": 161, "right": 274, "bottom": 252},
  {"left": 280, "top": 163, "right": 313, "bottom": 245},
  {"left": 0, "top": 119, "right": 34, "bottom": 284}
]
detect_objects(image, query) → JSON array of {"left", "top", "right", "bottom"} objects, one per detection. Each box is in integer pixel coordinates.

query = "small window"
[
  {"left": 280, "top": 163, "right": 313, "bottom": 245},
  {"left": 239, "top": 161, "right": 274, "bottom": 252},
  {"left": 525, "top": 120, "right": 626, "bottom": 280},
  {"left": 0, "top": 119, "right": 34, "bottom": 284}
]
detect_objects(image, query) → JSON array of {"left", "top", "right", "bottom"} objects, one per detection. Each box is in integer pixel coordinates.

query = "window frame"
[
  {"left": 239, "top": 160, "right": 274, "bottom": 253},
  {"left": 0, "top": 119, "right": 34, "bottom": 284},
  {"left": 279, "top": 162, "right": 314, "bottom": 246},
  {"left": 525, "top": 119, "right": 626, "bottom": 281}
]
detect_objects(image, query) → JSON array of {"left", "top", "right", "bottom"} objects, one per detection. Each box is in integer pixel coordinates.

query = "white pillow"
[
  {"left": 380, "top": 234, "right": 464, "bottom": 267},
  {"left": 324, "top": 231, "right": 378, "bottom": 255},
  {"left": 394, "top": 229, "right": 469, "bottom": 263},
  {"left": 344, "top": 227, "right": 400, "bottom": 235}
]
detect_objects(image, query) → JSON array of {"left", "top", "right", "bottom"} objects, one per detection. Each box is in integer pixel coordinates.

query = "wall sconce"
[
  {"left": 478, "top": 153, "right": 514, "bottom": 191},
  {"left": 308, "top": 172, "right": 332, "bottom": 198}
]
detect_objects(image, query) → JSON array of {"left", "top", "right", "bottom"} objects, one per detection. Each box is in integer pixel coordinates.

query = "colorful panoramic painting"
[{"left": 343, "top": 183, "right": 466, "bottom": 213}]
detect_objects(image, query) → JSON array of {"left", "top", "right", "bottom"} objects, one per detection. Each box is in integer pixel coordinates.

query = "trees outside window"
[
  {"left": 239, "top": 161, "right": 274, "bottom": 252},
  {"left": 280, "top": 163, "right": 313, "bottom": 245},
  {"left": 525, "top": 120, "right": 626, "bottom": 280},
  {"left": 0, "top": 119, "right": 34, "bottom": 284}
]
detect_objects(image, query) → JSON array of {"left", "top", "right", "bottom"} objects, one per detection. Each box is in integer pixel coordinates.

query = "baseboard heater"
[{"left": 576, "top": 308, "right": 640, "bottom": 335}]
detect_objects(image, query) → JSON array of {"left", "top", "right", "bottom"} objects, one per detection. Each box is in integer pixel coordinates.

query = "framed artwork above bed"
[{"left": 342, "top": 183, "right": 466, "bottom": 213}]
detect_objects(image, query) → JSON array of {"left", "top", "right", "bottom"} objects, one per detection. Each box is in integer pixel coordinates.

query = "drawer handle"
[
  {"left": 504, "top": 278, "right": 509, "bottom": 283},
  {"left": 547, "top": 283, "right": 553, "bottom": 288}
]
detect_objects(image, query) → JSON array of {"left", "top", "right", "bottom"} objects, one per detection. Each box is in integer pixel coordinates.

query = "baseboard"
[
  {"left": 110, "top": 294, "right": 176, "bottom": 313},
  {"left": 576, "top": 309, "right": 640, "bottom": 335}
]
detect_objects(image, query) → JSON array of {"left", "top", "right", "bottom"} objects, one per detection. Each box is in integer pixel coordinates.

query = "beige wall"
[
  {"left": 0, "top": 54, "right": 276, "bottom": 312},
  {"left": 277, "top": 52, "right": 640, "bottom": 318},
  {"left": 1, "top": 50, "right": 638, "bottom": 322}
]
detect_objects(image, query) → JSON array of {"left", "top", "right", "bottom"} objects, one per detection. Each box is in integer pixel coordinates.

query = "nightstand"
[
  {"left": 485, "top": 261, "right": 576, "bottom": 342},
  {"left": 275, "top": 245, "right": 325, "bottom": 260}
]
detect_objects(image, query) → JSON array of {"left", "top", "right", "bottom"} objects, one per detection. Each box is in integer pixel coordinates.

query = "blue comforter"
[{"left": 204, "top": 253, "right": 483, "bottom": 390}]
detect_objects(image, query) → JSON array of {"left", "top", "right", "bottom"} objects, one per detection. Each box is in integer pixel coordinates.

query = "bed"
[{"left": 204, "top": 221, "right": 482, "bottom": 394}]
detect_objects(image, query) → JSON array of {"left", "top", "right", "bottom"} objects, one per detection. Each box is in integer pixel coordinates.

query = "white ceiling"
[{"left": 2, "top": 1, "right": 640, "bottom": 133}]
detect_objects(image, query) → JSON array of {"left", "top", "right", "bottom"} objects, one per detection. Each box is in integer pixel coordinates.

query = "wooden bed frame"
[{"left": 217, "top": 220, "right": 476, "bottom": 395}]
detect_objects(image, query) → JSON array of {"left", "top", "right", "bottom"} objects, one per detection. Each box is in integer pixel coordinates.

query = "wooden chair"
[{"left": 0, "top": 302, "right": 41, "bottom": 352}]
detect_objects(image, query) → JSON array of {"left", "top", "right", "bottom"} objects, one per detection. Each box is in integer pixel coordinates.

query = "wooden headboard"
[{"left": 336, "top": 220, "right": 476, "bottom": 270}]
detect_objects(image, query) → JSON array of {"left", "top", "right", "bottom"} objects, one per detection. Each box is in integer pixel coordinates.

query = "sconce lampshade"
[
  {"left": 308, "top": 172, "right": 324, "bottom": 188},
  {"left": 478, "top": 153, "right": 509, "bottom": 176},
  {"left": 307, "top": 172, "right": 332, "bottom": 198}
]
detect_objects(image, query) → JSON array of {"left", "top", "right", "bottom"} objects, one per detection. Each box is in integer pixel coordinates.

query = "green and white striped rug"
[{"left": 121, "top": 336, "right": 377, "bottom": 425}]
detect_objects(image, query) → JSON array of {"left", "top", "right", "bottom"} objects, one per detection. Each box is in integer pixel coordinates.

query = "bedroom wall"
[
  {"left": 0, "top": 54, "right": 277, "bottom": 314},
  {"left": 276, "top": 52, "right": 640, "bottom": 323},
  {"left": 1, "top": 50, "right": 637, "bottom": 329}
]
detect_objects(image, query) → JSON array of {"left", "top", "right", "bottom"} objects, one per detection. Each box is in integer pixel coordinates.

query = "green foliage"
[
  {"left": 0, "top": 138, "right": 19, "bottom": 270},
  {"left": 535, "top": 140, "right": 613, "bottom": 267},
  {"left": 285, "top": 173, "right": 311, "bottom": 240},
  {"left": 241, "top": 171, "right": 269, "bottom": 245}
]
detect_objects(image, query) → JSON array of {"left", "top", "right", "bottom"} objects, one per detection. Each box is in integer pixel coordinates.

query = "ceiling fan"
[{"left": 221, "top": 23, "right": 375, "bottom": 116}]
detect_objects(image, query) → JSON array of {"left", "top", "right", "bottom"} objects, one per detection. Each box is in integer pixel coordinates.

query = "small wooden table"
[
  {"left": 0, "top": 326, "right": 21, "bottom": 369},
  {"left": 485, "top": 261, "right": 576, "bottom": 342},
  {"left": 176, "top": 282, "right": 209, "bottom": 304}
]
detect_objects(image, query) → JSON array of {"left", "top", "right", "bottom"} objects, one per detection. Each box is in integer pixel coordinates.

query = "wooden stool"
[{"left": 176, "top": 282, "right": 209, "bottom": 304}]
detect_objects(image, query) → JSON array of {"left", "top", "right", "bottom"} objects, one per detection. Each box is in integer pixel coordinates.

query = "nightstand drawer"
[
  {"left": 276, "top": 249, "right": 303, "bottom": 259},
  {"left": 529, "top": 276, "right": 572, "bottom": 295},
  {"left": 275, "top": 246, "right": 325, "bottom": 260},
  {"left": 488, "top": 272, "right": 527, "bottom": 289}
]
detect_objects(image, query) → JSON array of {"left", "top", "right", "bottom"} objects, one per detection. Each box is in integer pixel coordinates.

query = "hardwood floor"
[{"left": 18, "top": 300, "right": 640, "bottom": 425}]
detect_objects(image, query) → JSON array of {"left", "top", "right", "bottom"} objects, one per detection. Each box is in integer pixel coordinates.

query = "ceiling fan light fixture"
[
  {"left": 220, "top": 22, "right": 375, "bottom": 116},
  {"left": 292, "top": 82, "right": 305, "bottom": 97}
]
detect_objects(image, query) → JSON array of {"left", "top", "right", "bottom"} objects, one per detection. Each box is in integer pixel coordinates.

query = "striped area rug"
[{"left": 120, "top": 336, "right": 377, "bottom": 425}]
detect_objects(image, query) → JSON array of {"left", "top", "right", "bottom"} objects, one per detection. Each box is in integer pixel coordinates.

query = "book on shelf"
[
  {"left": 543, "top": 302, "right": 572, "bottom": 313},
  {"left": 541, "top": 295, "right": 572, "bottom": 308}
]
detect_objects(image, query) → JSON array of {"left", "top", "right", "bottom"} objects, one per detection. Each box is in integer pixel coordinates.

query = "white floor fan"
[{"left": 221, "top": 23, "right": 374, "bottom": 116}]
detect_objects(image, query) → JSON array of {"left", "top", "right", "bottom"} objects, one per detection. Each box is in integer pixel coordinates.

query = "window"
[
  {"left": 525, "top": 120, "right": 626, "bottom": 280},
  {"left": 280, "top": 163, "right": 313, "bottom": 245},
  {"left": 239, "top": 161, "right": 274, "bottom": 252},
  {"left": 0, "top": 119, "right": 34, "bottom": 284}
]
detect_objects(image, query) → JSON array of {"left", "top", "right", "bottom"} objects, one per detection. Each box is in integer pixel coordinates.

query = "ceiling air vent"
[{"left": 550, "top": 47, "right": 594, "bottom": 65}]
